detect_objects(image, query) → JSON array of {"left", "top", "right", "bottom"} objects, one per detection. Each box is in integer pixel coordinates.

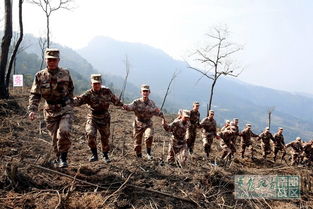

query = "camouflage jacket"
[
  {"left": 200, "top": 117, "right": 217, "bottom": 136},
  {"left": 232, "top": 125, "right": 240, "bottom": 136},
  {"left": 302, "top": 143, "right": 313, "bottom": 156},
  {"left": 273, "top": 133, "right": 285, "bottom": 147},
  {"left": 163, "top": 119, "right": 190, "bottom": 145},
  {"left": 259, "top": 132, "right": 274, "bottom": 145},
  {"left": 189, "top": 109, "right": 200, "bottom": 128},
  {"left": 28, "top": 68, "right": 74, "bottom": 116},
  {"left": 73, "top": 87, "right": 123, "bottom": 119},
  {"left": 286, "top": 141, "right": 303, "bottom": 154},
  {"left": 240, "top": 128, "right": 258, "bottom": 144},
  {"left": 219, "top": 129, "right": 235, "bottom": 146},
  {"left": 124, "top": 98, "right": 163, "bottom": 127}
]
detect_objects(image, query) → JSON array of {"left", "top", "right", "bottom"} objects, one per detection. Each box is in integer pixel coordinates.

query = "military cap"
[
  {"left": 193, "top": 101, "right": 200, "bottom": 106},
  {"left": 45, "top": 48, "right": 60, "bottom": 59},
  {"left": 209, "top": 110, "right": 214, "bottom": 114},
  {"left": 265, "top": 127, "right": 270, "bottom": 130},
  {"left": 278, "top": 127, "right": 283, "bottom": 130},
  {"left": 141, "top": 84, "right": 150, "bottom": 91},
  {"left": 296, "top": 137, "right": 301, "bottom": 141},
  {"left": 177, "top": 109, "right": 183, "bottom": 115},
  {"left": 225, "top": 120, "right": 230, "bottom": 124},
  {"left": 233, "top": 118, "right": 239, "bottom": 121},
  {"left": 246, "top": 124, "right": 252, "bottom": 127},
  {"left": 182, "top": 109, "right": 191, "bottom": 118},
  {"left": 90, "top": 74, "right": 102, "bottom": 84}
]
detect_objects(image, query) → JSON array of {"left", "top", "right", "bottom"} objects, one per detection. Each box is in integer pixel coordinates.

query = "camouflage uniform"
[
  {"left": 28, "top": 49, "right": 74, "bottom": 166},
  {"left": 258, "top": 130, "right": 274, "bottom": 159},
  {"left": 124, "top": 97, "right": 163, "bottom": 157},
  {"left": 302, "top": 141, "right": 313, "bottom": 166},
  {"left": 73, "top": 81, "right": 123, "bottom": 161},
  {"left": 199, "top": 116, "right": 217, "bottom": 157},
  {"left": 219, "top": 128, "right": 236, "bottom": 160},
  {"left": 163, "top": 118, "right": 190, "bottom": 163},
  {"left": 286, "top": 139, "right": 303, "bottom": 165},
  {"left": 186, "top": 109, "right": 200, "bottom": 154},
  {"left": 273, "top": 131, "right": 286, "bottom": 161},
  {"left": 240, "top": 127, "right": 258, "bottom": 159}
]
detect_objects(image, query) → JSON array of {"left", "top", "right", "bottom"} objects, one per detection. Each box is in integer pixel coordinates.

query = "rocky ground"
[{"left": 0, "top": 90, "right": 312, "bottom": 209}]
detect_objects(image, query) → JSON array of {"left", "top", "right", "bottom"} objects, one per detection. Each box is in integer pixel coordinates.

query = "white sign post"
[{"left": 13, "top": 74, "right": 24, "bottom": 94}]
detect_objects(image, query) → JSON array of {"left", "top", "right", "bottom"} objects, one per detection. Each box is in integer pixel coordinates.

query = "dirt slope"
[{"left": 0, "top": 91, "right": 312, "bottom": 209}]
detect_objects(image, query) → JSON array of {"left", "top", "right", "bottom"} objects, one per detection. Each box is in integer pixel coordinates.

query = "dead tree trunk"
[
  {"left": 6, "top": 0, "right": 24, "bottom": 91},
  {"left": 0, "top": 0, "right": 13, "bottom": 99}
]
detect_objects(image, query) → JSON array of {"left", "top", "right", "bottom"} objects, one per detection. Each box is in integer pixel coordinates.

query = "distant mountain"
[{"left": 78, "top": 36, "right": 313, "bottom": 141}]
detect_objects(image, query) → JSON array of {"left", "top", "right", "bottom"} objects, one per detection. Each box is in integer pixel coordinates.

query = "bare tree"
[
  {"left": 160, "top": 71, "right": 178, "bottom": 111},
  {"left": 38, "top": 36, "right": 47, "bottom": 69},
  {"left": 267, "top": 106, "right": 275, "bottom": 130},
  {"left": 6, "top": 0, "right": 24, "bottom": 90},
  {"left": 119, "top": 55, "right": 130, "bottom": 102},
  {"left": 0, "top": 0, "right": 13, "bottom": 99},
  {"left": 187, "top": 26, "right": 243, "bottom": 115},
  {"left": 29, "top": 0, "right": 73, "bottom": 48}
]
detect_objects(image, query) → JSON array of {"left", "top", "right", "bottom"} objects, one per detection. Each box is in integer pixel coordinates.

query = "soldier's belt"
[
  {"left": 91, "top": 110, "right": 108, "bottom": 115},
  {"left": 136, "top": 118, "right": 151, "bottom": 123}
]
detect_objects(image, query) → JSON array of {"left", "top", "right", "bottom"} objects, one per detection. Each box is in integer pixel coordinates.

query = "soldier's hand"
[
  {"left": 122, "top": 104, "right": 127, "bottom": 110},
  {"left": 162, "top": 118, "right": 166, "bottom": 125},
  {"left": 29, "top": 112, "right": 37, "bottom": 121},
  {"left": 155, "top": 108, "right": 160, "bottom": 113}
]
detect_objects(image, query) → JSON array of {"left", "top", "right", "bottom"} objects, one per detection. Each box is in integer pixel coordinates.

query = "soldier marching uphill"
[{"left": 28, "top": 48, "right": 313, "bottom": 168}]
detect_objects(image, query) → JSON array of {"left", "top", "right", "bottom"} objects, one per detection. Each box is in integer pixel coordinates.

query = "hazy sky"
[{"left": 7, "top": 0, "right": 313, "bottom": 94}]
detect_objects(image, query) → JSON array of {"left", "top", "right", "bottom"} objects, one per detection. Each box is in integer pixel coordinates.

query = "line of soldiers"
[{"left": 28, "top": 48, "right": 313, "bottom": 168}]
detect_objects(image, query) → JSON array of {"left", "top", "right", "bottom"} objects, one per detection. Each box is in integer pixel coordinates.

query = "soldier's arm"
[
  {"left": 28, "top": 74, "right": 41, "bottom": 113},
  {"left": 123, "top": 100, "right": 136, "bottom": 111},
  {"left": 199, "top": 118, "right": 206, "bottom": 128},
  {"left": 162, "top": 120, "right": 174, "bottom": 132},
  {"left": 72, "top": 91, "right": 89, "bottom": 107},
  {"left": 109, "top": 89, "right": 124, "bottom": 106},
  {"left": 68, "top": 71, "right": 74, "bottom": 100}
]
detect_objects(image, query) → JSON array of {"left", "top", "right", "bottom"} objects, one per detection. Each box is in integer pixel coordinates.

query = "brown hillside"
[{"left": 0, "top": 90, "right": 312, "bottom": 209}]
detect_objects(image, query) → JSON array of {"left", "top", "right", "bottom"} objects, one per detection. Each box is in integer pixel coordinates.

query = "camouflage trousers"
[
  {"left": 133, "top": 121, "right": 154, "bottom": 154},
  {"left": 167, "top": 142, "right": 188, "bottom": 163},
  {"left": 86, "top": 117, "right": 110, "bottom": 152},
  {"left": 291, "top": 152, "right": 301, "bottom": 165},
  {"left": 45, "top": 112, "right": 73, "bottom": 157},
  {"left": 186, "top": 126, "right": 197, "bottom": 152},
  {"left": 241, "top": 141, "right": 254, "bottom": 158},
  {"left": 202, "top": 133, "right": 214, "bottom": 155},
  {"left": 220, "top": 140, "right": 236, "bottom": 159},
  {"left": 273, "top": 145, "right": 286, "bottom": 160},
  {"left": 262, "top": 143, "right": 272, "bottom": 158}
]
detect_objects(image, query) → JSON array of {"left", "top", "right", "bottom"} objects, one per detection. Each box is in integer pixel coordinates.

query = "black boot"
[
  {"left": 89, "top": 148, "right": 98, "bottom": 162},
  {"left": 146, "top": 148, "right": 153, "bottom": 160},
  {"left": 136, "top": 153, "right": 142, "bottom": 158},
  {"left": 103, "top": 152, "right": 111, "bottom": 163},
  {"left": 189, "top": 147, "right": 193, "bottom": 154},
  {"left": 59, "top": 152, "right": 68, "bottom": 168}
]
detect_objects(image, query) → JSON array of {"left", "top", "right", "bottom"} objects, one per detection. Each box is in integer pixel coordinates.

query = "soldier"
[
  {"left": 258, "top": 127, "right": 274, "bottom": 159},
  {"left": 199, "top": 110, "right": 217, "bottom": 158},
  {"left": 273, "top": 127, "right": 286, "bottom": 162},
  {"left": 28, "top": 48, "right": 74, "bottom": 168},
  {"left": 186, "top": 102, "right": 200, "bottom": 154},
  {"left": 123, "top": 84, "right": 164, "bottom": 159},
  {"left": 301, "top": 140, "right": 313, "bottom": 166},
  {"left": 286, "top": 137, "right": 303, "bottom": 166},
  {"left": 240, "top": 124, "right": 259, "bottom": 159},
  {"left": 73, "top": 74, "right": 123, "bottom": 163},
  {"left": 221, "top": 120, "right": 230, "bottom": 132},
  {"left": 231, "top": 118, "right": 240, "bottom": 146},
  {"left": 218, "top": 126, "right": 236, "bottom": 161},
  {"left": 162, "top": 110, "right": 190, "bottom": 164}
]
